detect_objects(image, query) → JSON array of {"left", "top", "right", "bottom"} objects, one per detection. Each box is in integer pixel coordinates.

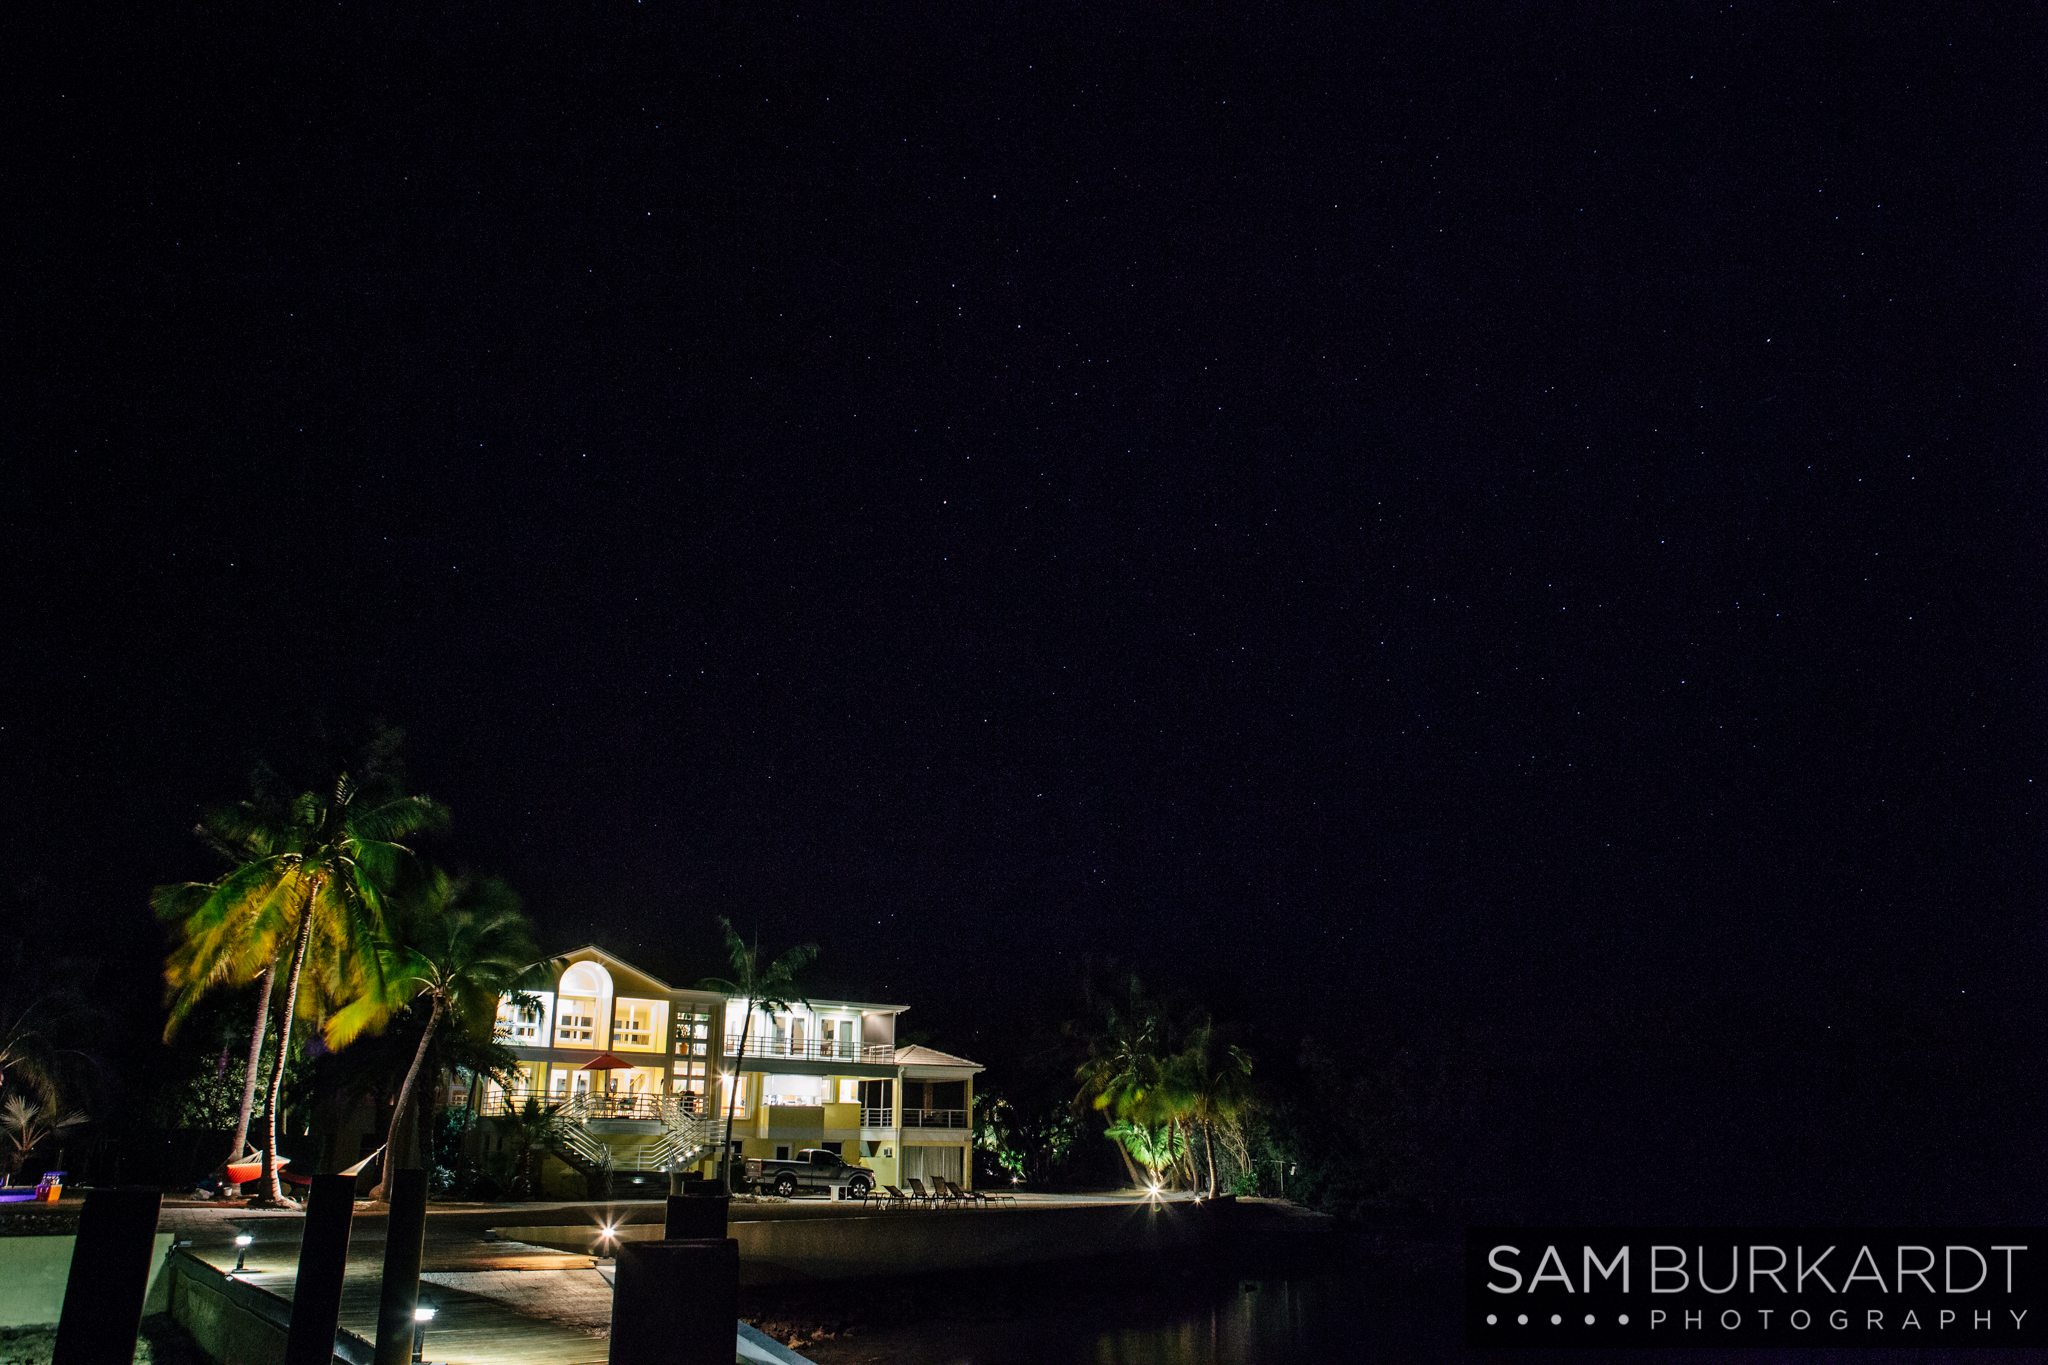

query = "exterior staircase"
[{"left": 541, "top": 1094, "right": 721, "bottom": 1198}]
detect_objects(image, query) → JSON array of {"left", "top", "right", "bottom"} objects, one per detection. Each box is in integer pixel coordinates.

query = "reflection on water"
[
  {"left": 1084, "top": 1277, "right": 1329, "bottom": 1365},
  {"left": 797, "top": 1238, "right": 1459, "bottom": 1365}
]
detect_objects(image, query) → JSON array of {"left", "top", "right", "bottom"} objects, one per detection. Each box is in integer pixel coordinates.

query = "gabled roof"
[
  {"left": 539, "top": 946, "right": 911, "bottom": 1012},
  {"left": 894, "top": 1044, "right": 983, "bottom": 1072},
  {"left": 544, "top": 944, "right": 679, "bottom": 994}
]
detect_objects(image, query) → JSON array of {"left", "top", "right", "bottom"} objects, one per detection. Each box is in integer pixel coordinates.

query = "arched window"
[{"left": 554, "top": 961, "right": 614, "bottom": 1048}]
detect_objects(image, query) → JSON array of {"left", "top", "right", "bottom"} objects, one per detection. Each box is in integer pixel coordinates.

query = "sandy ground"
[{"left": 0, "top": 1318, "right": 209, "bottom": 1365}]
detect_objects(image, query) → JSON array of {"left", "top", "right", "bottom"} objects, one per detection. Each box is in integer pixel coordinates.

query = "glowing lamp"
[
  {"left": 232, "top": 1234, "right": 254, "bottom": 1272},
  {"left": 412, "top": 1300, "right": 437, "bottom": 1363}
]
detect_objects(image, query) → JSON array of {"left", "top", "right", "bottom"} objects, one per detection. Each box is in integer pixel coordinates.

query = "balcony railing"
[
  {"left": 860, "top": 1105, "right": 892, "bottom": 1128},
  {"left": 725, "top": 1035, "right": 895, "bottom": 1064},
  {"left": 486, "top": 1087, "right": 705, "bottom": 1121},
  {"left": 903, "top": 1108, "right": 968, "bottom": 1129}
]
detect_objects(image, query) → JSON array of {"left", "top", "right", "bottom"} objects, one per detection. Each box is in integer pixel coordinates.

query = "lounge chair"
[
  {"left": 878, "top": 1184, "right": 915, "bottom": 1211},
  {"left": 970, "top": 1180, "right": 1016, "bottom": 1206},
  {"left": 944, "top": 1178, "right": 993, "bottom": 1207},
  {"left": 907, "top": 1177, "right": 946, "bottom": 1208}
]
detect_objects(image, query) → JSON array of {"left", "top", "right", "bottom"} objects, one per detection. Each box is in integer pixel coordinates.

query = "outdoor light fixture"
[
  {"left": 412, "top": 1302, "right": 437, "bottom": 1364},
  {"left": 232, "top": 1233, "right": 253, "bottom": 1272}
]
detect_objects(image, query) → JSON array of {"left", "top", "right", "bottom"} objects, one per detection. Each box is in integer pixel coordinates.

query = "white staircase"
[{"left": 543, "top": 1093, "right": 721, "bottom": 1189}]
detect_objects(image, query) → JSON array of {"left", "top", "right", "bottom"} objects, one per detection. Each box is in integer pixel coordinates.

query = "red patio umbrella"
[{"left": 578, "top": 1052, "right": 647, "bottom": 1113}]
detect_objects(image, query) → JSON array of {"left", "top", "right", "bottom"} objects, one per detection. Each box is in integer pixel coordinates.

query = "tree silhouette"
[
  {"left": 329, "top": 870, "right": 536, "bottom": 1201},
  {"left": 157, "top": 735, "right": 446, "bottom": 1203},
  {"left": 698, "top": 919, "right": 817, "bottom": 1190}
]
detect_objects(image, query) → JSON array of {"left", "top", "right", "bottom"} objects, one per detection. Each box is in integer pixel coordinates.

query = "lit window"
[
  {"left": 555, "top": 997, "right": 597, "bottom": 1046},
  {"left": 496, "top": 994, "right": 549, "bottom": 1044},
  {"left": 612, "top": 999, "right": 666, "bottom": 1051}
]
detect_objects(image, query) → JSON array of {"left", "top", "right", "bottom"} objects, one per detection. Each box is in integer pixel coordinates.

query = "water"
[{"left": 766, "top": 1234, "right": 1463, "bottom": 1364}]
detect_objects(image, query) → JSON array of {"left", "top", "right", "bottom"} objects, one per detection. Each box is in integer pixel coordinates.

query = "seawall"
[
  {"left": 500, "top": 1197, "right": 1321, "bottom": 1285},
  {"left": 161, "top": 1250, "right": 373, "bottom": 1365}
]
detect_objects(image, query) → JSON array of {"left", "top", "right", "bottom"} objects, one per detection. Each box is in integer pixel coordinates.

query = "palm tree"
[
  {"left": 260, "top": 777, "right": 446, "bottom": 1203},
  {"left": 1101, "top": 1119, "right": 1187, "bottom": 1188},
  {"left": 154, "top": 770, "right": 302, "bottom": 1173},
  {"left": 505, "top": 1096, "right": 560, "bottom": 1198},
  {"left": 330, "top": 871, "right": 537, "bottom": 1201},
  {"left": 698, "top": 919, "right": 818, "bottom": 1191},
  {"left": 0, "top": 878, "right": 106, "bottom": 1111},
  {"left": 0, "top": 987, "right": 97, "bottom": 1118},
  {"left": 1074, "top": 975, "right": 1167, "bottom": 1190},
  {"left": 1167, "top": 1019, "right": 1253, "bottom": 1197},
  {"left": 1, "top": 1095, "right": 85, "bottom": 1187},
  {"left": 160, "top": 753, "right": 447, "bottom": 1204}
]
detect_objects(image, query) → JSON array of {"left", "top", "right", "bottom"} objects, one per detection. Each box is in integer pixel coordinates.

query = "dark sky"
[{"left": 9, "top": 5, "right": 2042, "bottom": 1220}]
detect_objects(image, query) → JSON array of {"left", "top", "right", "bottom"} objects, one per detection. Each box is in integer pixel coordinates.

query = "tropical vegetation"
[
  {"left": 1071, "top": 975, "right": 1254, "bottom": 1197},
  {"left": 0, "top": 891, "right": 103, "bottom": 1185},
  {"left": 964, "top": 966, "right": 1465, "bottom": 1222},
  {"left": 1, "top": 1096, "right": 85, "bottom": 1187},
  {"left": 148, "top": 728, "right": 559, "bottom": 1205},
  {"left": 330, "top": 870, "right": 538, "bottom": 1200}
]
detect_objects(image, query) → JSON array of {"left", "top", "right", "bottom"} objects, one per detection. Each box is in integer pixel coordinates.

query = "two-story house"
[{"left": 483, "top": 946, "right": 981, "bottom": 1197}]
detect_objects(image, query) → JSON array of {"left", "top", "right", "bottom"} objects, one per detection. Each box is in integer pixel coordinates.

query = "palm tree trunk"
[
  {"left": 370, "top": 996, "right": 442, "bottom": 1202},
  {"left": 1174, "top": 1118, "right": 1199, "bottom": 1190},
  {"left": 225, "top": 961, "right": 275, "bottom": 1167},
  {"left": 720, "top": 1008, "right": 752, "bottom": 1189},
  {"left": 262, "top": 878, "right": 320, "bottom": 1204},
  {"left": 1112, "top": 1132, "right": 1144, "bottom": 1189},
  {"left": 1203, "top": 1119, "right": 1218, "bottom": 1198}
]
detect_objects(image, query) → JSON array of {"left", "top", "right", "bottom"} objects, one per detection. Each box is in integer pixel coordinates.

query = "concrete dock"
[
  {"left": 0, "top": 1192, "right": 1334, "bottom": 1364},
  {"left": 142, "top": 1192, "right": 1303, "bottom": 1364}
]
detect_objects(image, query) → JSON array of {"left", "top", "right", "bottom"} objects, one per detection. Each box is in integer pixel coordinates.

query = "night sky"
[{"left": 10, "top": 6, "right": 2042, "bottom": 1222}]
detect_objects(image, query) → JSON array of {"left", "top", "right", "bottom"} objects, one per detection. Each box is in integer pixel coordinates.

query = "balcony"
[
  {"left": 860, "top": 1105, "right": 893, "bottom": 1128},
  {"left": 902, "top": 1108, "right": 967, "bottom": 1129},
  {"left": 725, "top": 1035, "right": 895, "bottom": 1064},
  {"left": 486, "top": 1088, "right": 704, "bottom": 1121}
]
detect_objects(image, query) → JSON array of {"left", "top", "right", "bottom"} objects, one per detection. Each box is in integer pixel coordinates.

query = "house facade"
[{"left": 483, "top": 946, "right": 981, "bottom": 1196}]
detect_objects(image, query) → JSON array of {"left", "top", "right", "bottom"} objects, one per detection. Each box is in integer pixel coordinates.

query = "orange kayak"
[{"left": 224, "top": 1157, "right": 287, "bottom": 1185}]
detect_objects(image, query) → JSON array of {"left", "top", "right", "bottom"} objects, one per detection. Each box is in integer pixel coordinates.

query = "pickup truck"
[{"left": 742, "top": 1148, "right": 874, "bottom": 1198}]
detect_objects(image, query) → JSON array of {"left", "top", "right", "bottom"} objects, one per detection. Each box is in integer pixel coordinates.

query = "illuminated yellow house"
[{"left": 482, "top": 946, "right": 982, "bottom": 1196}]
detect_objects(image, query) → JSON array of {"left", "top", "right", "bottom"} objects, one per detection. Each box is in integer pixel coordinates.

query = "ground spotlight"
[
  {"left": 412, "top": 1302, "right": 437, "bottom": 1363},
  {"left": 232, "top": 1233, "right": 253, "bottom": 1272}
]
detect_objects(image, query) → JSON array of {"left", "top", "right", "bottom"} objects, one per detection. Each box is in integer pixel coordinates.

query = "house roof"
[
  {"left": 543, "top": 945, "right": 910, "bottom": 1013},
  {"left": 548, "top": 944, "right": 678, "bottom": 993},
  {"left": 894, "top": 1044, "right": 984, "bottom": 1072}
]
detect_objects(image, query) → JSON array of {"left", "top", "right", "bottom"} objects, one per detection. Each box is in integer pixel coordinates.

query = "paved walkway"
[
  {"left": 157, "top": 1193, "right": 1191, "bottom": 1365},
  {"left": 170, "top": 1211, "right": 613, "bottom": 1365}
]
